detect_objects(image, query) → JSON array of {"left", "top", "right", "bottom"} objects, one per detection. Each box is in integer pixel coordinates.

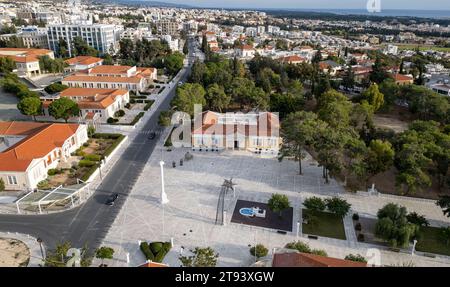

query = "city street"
[{"left": 0, "top": 38, "right": 197, "bottom": 253}]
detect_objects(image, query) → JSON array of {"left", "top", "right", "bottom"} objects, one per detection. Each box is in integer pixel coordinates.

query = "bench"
[
  {"left": 308, "top": 235, "right": 319, "bottom": 240},
  {"left": 277, "top": 230, "right": 287, "bottom": 235}
]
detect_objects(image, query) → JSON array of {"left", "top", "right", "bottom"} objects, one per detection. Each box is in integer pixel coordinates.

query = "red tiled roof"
[
  {"left": 65, "top": 56, "right": 103, "bottom": 66},
  {"left": 272, "top": 252, "right": 367, "bottom": 267},
  {"left": 0, "top": 122, "right": 80, "bottom": 172},
  {"left": 63, "top": 75, "right": 142, "bottom": 84}
]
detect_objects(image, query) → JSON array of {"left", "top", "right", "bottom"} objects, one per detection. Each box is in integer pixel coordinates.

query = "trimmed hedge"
[
  {"left": 92, "top": 133, "right": 121, "bottom": 140},
  {"left": 79, "top": 159, "right": 96, "bottom": 167},
  {"left": 83, "top": 154, "right": 102, "bottom": 162},
  {"left": 140, "top": 242, "right": 155, "bottom": 261},
  {"left": 130, "top": 95, "right": 147, "bottom": 99},
  {"left": 139, "top": 241, "right": 171, "bottom": 263},
  {"left": 129, "top": 112, "right": 144, "bottom": 126},
  {"left": 47, "top": 168, "right": 62, "bottom": 176},
  {"left": 143, "top": 100, "right": 155, "bottom": 111}
]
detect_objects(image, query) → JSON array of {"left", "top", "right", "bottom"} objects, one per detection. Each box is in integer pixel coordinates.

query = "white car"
[{"left": 178, "top": 81, "right": 183, "bottom": 86}]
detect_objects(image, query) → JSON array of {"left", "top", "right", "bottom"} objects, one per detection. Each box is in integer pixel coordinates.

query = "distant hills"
[{"left": 92, "top": 0, "right": 194, "bottom": 8}]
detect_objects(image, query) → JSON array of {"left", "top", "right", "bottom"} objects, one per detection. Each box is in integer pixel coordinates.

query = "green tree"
[
  {"left": 362, "top": 83, "right": 384, "bottom": 111},
  {"left": 370, "top": 56, "right": 388, "bottom": 84},
  {"left": 317, "top": 89, "right": 352, "bottom": 129},
  {"left": 342, "top": 66, "right": 355, "bottom": 90},
  {"left": 0, "top": 57, "right": 15, "bottom": 73},
  {"left": 17, "top": 96, "right": 42, "bottom": 121},
  {"left": 375, "top": 203, "right": 419, "bottom": 248},
  {"left": 45, "top": 242, "right": 91, "bottom": 267},
  {"left": 406, "top": 212, "right": 429, "bottom": 227},
  {"left": 267, "top": 193, "right": 291, "bottom": 217},
  {"left": 95, "top": 246, "right": 115, "bottom": 266},
  {"left": 303, "top": 197, "right": 326, "bottom": 212},
  {"left": 48, "top": 97, "right": 80, "bottom": 122},
  {"left": 179, "top": 247, "right": 219, "bottom": 267},
  {"left": 72, "top": 37, "right": 99, "bottom": 57},
  {"left": 44, "top": 83, "right": 68, "bottom": 94},
  {"left": 0, "top": 178, "right": 4, "bottom": 192},
  {"left": 325, "top": 197, "right": 351, "bottom": 217},
  {"left": 436, "top": 196, "right": 450, "bottom": 218},
  {"left": 171, "top": 83, "right": 206, "bottom": 116},
  {"left": 249, "top": 244, "right": 268, "bottom": 259},
  {"left": 163, "top": 52, "right": 185, "bottom": 75},
  {"left": 279, "top": 111, "right": 322, "bottom": 175},
  {"left": 206, "top": 84, "right": 231, "bottom": 112},
  {"left": 366, "top": 139, "right": 395, "bottom": 178}
]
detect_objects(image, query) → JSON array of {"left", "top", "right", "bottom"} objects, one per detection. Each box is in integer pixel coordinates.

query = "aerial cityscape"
[{"left": 0, "top": 0, "right": 449, "bottom": 276}]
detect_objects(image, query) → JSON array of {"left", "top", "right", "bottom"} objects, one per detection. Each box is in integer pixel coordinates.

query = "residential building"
[
  {"left": 279, "top": 55, "right": 306, "bottom": 65},
  {"left": 0, "top": 121, "right": 88, "bottom": 191},
  {"left": 64, "top": 56, "right": 103, "bottom": 72},
  {"left": 391, "top": 73, "right": 414, "bottom": 85},
  {"left": 0, "top": 26, "right": 49, "bottom": 49},
  {"left": 0, "top": 47, "right": 54, "bottom": 77},
  {"left": 235, "top": 45, "right": 255, "bottom": 59},
  {"left": 156, "top": 19, "right": 178, "bottom": 35},
  {"left": 47, "top": 23, "right": 121, "bottom": 57},
  {"left": 42, "top": 87, "right": 130, "bottom": 122},
  {"left": 191, "top": 111, "right": 281, "bottom": 154},
  {"left": 62, "top": 65, "right": 157, "bottom": 93}
]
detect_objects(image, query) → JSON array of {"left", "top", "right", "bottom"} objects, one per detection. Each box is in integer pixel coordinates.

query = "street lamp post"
[{"left": 37, "top": 237, "right": 44, "bottom": 263}]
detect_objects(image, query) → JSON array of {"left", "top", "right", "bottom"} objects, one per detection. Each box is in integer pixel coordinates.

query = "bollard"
[{"left": 180, "top": 159, "right": 183, "bottom": 166}]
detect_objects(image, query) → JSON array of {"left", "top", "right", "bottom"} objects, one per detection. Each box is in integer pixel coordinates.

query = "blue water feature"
[{"left": 239, "top": 208, "right": 255, "bottom": 216}]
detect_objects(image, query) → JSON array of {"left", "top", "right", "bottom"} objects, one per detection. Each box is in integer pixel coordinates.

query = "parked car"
[
  {"left": 178, "top": 81, "right": 183, "bottom": 86},
  {"left": 105, "top": 193, "right": 119, "bottom": 206}
]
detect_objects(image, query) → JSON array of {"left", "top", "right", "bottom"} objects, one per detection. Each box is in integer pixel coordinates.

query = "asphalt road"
[{"left": 0, "top": 38, "right": 196, "bottom": 254}]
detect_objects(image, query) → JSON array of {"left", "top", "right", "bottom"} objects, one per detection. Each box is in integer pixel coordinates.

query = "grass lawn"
[
  {"left": 302, "top": 209, "right": 346, "bottom": 240},
  {"left": 395, "top": 44, "right": 450, "bottom": 53},
  {"left": 416, "top": 226, "right": 450, "bottom": 256}
]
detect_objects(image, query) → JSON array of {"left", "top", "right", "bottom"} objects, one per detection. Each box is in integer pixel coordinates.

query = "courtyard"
[{"left": 100, "top": 139, "right": 450, "bottom": 267}]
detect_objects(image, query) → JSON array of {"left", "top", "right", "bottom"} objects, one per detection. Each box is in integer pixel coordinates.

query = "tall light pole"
[
  {"left": 160, "top": 161, "right": 169, "bottom": 241},
  {"left": 37, "top": 237, "right": 44, "bottom": 263}
]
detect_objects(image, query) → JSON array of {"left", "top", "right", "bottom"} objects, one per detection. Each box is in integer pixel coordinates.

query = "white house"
[
  {"left": 64, "top": 56, "right": 104, "bottom": 72},
  {"left": 0, "top": 122, "right": 88, "bottom": 191},
  {"left": 41, "top": 87, "right": 130, "bottom": 122},
  {"left": 192, "top": 111, "right": 281, "bottom": 154},
  {"left": 0, "top": 48, "right": 54, "bottom": 77}
]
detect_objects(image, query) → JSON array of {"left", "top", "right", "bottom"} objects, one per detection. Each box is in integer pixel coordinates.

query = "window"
[{"left": 7, "top": 175, "right": 18, "bottom": 185}]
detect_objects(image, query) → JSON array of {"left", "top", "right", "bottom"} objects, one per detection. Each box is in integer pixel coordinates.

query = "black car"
[
  {"left": 148, "top": 132, "right": 156, "bottom": 140},
  {"left": 106, "top": 193, "right": 119, "bottom": 206}
]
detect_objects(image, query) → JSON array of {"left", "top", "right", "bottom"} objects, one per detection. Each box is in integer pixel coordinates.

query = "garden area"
[
  {"left": 37, "top": 133, "right": 125, "bottom": 189},
  {"left": 416, "top": 226, "right": 450, "bottom": 257},
  {"left": 301, "top": 196, "right": 350, "bottom": 240},
  {"left": 302, "top": 209, "right": 346, "bottom": 240},
  {"left": 355, "top": 202, "right": 450, "bottom": 257}
]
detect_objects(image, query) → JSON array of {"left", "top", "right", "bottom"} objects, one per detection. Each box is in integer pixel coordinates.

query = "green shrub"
[
  {"left": 0, "top": 178, "right": 5, "bottom": 192},
  {"left": 107, "top": 117, "right": 118, "bottom": 124},
  {"left": 83, "top": 154, "right": 102, "bottom": 162},
  {"left": 345, "top": 254, "right": 367, "bottom": 263},
  {"left": 352, "top": 213, "right": 360, "bottom": 221},
  {"left": 303, "top": 197, "right": 326, "bottom": 212},
  {"left": 44, "top": 83, "right": 68, "bottom": 94},
  {"left": 130, "top": 99, "right": 136, "bottom": 104},
  {"left": 114, "top": 110, "right": 125, "bottom": 117},
  {"left": 154, "top": 250, "right": 166, "bottom": 263},
  {"left": 285, "top": 241, "right": 311, "bottom": 253},
  {"left": 92, "top": 133, "right": 121, "bottom": 140},
  {"left": 140, "top": 242, "right": 154, "bottom": 261},
  {"left": 78, "top": 160, "right": 96, "bottom": 167},
  {"left": 250, "top": 244, "right": 268, "bottom": 259},
  {"left": 150, "top": 242, "right": 163, "bottom": 254},
  {"left": 47, "top": 168, "right": 61, "bottom": 176},
  {"left": 143, "top": 100, "right": 155, "bottom": 111},
  {"left": 129, "top": 112, "right": 144, "bottom": 126},
  {"left": 125, "top": 103, "right": 131, "bottom": 109}
]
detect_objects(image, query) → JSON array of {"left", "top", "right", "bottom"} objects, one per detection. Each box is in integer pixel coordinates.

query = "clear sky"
[{"left": 158, "top": 0, "right": 450, "bottom": 10}]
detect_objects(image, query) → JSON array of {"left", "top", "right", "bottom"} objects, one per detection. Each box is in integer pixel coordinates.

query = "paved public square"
[{"left": 101, "top": 137, "right": 450, "bottom": 267}]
